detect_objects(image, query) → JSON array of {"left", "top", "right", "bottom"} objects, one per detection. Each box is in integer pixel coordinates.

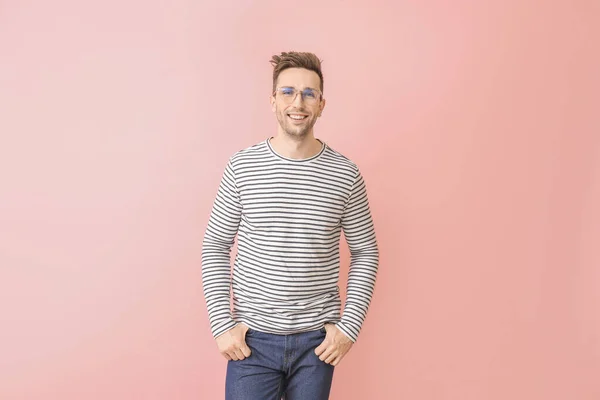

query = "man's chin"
[{"left": 283, "top": 128, "right": 309, "bottom": 138}]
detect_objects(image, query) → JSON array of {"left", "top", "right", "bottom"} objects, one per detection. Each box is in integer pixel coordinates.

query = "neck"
[{"left": 269, "top": 132, "right": 322, "bottom": 160}]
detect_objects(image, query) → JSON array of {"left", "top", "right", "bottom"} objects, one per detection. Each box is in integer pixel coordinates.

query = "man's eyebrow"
[{"left": 280, "top": 86, "right": 319, "bottom": 91}]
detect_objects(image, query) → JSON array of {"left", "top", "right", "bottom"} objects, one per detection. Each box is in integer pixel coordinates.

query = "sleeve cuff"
[
  {"left": 212, "top": 319, "right": 238, "bottom": 339},
  {"left": 334, "top": 321, "right": 358, "bottom": 343}
]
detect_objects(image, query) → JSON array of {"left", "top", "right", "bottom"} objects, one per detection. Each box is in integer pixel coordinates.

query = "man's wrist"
[
  {"left": 334, "top": 321, "right": 357, "bottom": 343},
  {"left": 213, "top": 319, "right": 238, "bottom": 339}
]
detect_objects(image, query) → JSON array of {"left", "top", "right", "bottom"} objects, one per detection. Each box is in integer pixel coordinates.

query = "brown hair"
[{"left": 270, "top": 51, "right": 324, "bottom": 94}]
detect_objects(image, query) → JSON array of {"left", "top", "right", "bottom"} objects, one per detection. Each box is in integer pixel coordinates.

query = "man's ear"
[
  {"left": 318, "top": 98, "right": 326, "bottom": 117},
  {"left": 270, "top": 96, "right": 276, "bottom": 112}
]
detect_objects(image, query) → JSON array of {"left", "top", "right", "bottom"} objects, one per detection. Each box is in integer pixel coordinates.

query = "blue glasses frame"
[{"left": 273, "top": 86, "right": 323, "bottom": 104}]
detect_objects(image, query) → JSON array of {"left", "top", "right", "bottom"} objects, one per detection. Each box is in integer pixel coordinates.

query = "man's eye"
[
  {"left": 303, "top": 90, "right": 317, "bottom": 99},
  {"left": 281, "top": 88, "right": 295, "bottom": 96}
]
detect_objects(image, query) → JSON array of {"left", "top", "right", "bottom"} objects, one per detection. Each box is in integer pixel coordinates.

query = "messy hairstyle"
[{"left": 269, "top": 51, "right": 324, "bottom": 94}]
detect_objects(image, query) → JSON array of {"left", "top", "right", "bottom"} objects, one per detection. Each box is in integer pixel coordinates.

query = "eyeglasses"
[{"left": 273, "top": 86, "right": 322, "bottom": 105}]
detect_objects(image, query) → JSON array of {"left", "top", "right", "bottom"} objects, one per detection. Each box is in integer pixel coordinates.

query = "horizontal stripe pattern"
[{"left": 201, "top": 139, "right": 379, "bottom": 342}]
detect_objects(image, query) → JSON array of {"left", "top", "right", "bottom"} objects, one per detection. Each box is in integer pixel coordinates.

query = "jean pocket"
[{"left": 319, "top": 327, "right": 327, "bottom": 334}]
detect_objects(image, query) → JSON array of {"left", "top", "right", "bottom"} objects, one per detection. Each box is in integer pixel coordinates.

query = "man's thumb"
[{"left": 241, "top": 342, "right": 252, "bottom": 357}]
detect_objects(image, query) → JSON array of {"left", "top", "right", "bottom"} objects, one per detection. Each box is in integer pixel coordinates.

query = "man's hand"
[
  {"left": 215, "top": 323, "right": 251, "bottom": 361},
  {"left": 314, "top": 323, "right": 354, "bottom": 366}
]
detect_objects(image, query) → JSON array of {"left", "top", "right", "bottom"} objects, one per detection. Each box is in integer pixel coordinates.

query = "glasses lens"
[
  {"left": 276, "top": 87, "right": 295, "bottom": 104},
  {"left": 302, "top": 89, "right": 318, "bottom": 104}
]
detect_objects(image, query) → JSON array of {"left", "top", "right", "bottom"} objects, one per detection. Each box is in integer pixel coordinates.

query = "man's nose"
[{"left": 292, "top": 91, "right": 305, "bottom": 106}]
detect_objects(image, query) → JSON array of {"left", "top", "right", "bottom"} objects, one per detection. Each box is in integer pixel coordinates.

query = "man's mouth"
[{"left": 288, "top": 113, "right": 308, "bottom": 121}]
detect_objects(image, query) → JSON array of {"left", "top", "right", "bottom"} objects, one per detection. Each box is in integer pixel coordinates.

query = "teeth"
[{"left": 289, "top": 115, "right": 307, "bottom": 120}]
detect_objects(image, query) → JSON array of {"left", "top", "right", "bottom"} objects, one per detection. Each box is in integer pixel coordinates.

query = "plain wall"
[{"left": 0, "top": 0, "right": 598, "bottom": 399}]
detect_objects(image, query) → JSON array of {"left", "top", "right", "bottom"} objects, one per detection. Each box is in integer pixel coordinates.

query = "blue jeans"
[{"left": 225, "top": 327, "right": 335, "bottom": 400}]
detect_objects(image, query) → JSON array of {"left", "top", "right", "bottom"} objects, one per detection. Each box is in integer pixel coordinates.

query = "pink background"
[{"left": 1, "top": 1, "right": 599, "bottom": 399}]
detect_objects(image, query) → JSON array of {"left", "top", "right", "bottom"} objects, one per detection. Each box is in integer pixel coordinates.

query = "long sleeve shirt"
[{"left": 201, "top": 138, "right": 379, "bottom": 343}]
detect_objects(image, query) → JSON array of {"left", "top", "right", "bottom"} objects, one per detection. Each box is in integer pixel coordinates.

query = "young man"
[{"left": 201, "top": 51, "right": 379, "bottom": 400}]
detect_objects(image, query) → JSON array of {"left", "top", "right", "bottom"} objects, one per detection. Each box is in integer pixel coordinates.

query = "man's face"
[{"left": 270, "top": 68, "right": 326, "bottom": 139}]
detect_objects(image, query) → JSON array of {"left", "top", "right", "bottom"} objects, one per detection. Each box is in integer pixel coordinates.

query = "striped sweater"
[{"left": 201, "top": 138, "right": 379, "bottom": 342}]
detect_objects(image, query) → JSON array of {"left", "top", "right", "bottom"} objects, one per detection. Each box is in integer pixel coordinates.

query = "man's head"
[{"left": 269, "top": 51, "right": 326, "bottom": 139}]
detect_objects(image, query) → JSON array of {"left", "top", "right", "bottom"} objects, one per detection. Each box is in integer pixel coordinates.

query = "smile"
[{"left": 288, "top": 114, "right": 308, "bottom": 120}]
